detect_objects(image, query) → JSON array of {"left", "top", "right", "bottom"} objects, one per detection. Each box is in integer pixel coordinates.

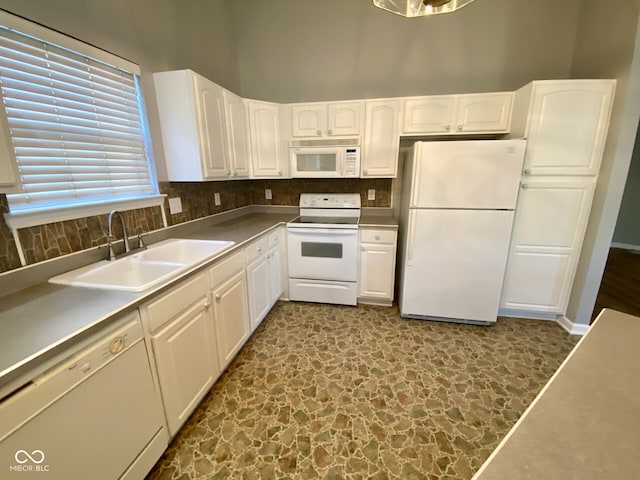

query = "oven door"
[{"left": 287, "top": 227, "right": 358, "bottom": 282}]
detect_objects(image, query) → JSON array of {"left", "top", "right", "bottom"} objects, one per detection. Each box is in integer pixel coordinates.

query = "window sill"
[{"left": 4, "top": 195, "right": 167, "bottom": 231}]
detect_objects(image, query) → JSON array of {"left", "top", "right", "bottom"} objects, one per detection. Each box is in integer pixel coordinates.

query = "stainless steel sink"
[{"left": 50, "top": 238, "right": 235, "bottom": 292}]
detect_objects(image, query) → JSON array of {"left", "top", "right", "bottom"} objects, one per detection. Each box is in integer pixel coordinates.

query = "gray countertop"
[
  {"left": 0, "top": 211, "right": 296, "bottom": 392},
  {"left": 473, "top": 308, "right": 640, "bottom": 479},
  {"left": 0, "top": 208, "right": 397, "bottom": 393}
]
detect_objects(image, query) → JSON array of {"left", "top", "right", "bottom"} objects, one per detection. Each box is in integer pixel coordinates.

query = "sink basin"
[
  {"left": 132, "top": 239, "right": 235, "bottom": 265},
  {"left": 50, "top": 238, "right": 235, "bottom": 292}
]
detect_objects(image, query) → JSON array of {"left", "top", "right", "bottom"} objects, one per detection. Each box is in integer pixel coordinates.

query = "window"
[{"left": 0, "top": 12, "right": 163, "bottom": 229}]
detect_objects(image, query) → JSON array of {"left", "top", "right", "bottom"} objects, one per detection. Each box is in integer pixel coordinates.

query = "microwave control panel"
[{"left": 344, "top": 147, "right": 360, "bottom": 177}]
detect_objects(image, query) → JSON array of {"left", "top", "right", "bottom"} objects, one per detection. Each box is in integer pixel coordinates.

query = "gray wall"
[
  {"left": 612, "top": 130, "right": 640, "bottom": 246},
  {"left": 232, "top": 0, "right": 580, "bottom": 102},
  {"left": 567, "top": 0, "right": 640, "bottom": 325}
]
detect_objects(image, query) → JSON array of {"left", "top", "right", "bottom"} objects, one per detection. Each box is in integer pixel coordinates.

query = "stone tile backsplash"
[{"left": 0, "top": 178, "right": 392, "bottom": 273}]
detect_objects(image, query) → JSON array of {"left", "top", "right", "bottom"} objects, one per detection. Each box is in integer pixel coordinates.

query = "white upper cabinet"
[
  {"left": 401, "top": 92, "right": 513, "bottom": 136},
  {"left": 247, "top": 100, "right": 286, "bottom": 178},
  {"left": 154, "top": 69, "right": 233, "bottom": 181},
  {"left": 223, "top": 90, "right": 251, "bottom": 178},
  {"left": 0, "top": 103, "right": 20, "bottom": 192},
  {"left": 362, "top": 99, "right": 401, "bottom": 178},
  {"left": 290, "top": 101, "right": 363, "bottom": 138},
  {"left": 511, "top": 80, "right": 615, "bottom": 176}
]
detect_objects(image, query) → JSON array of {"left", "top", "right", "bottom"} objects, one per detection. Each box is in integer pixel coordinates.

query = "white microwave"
[{"left": 289, "top": 145, "right": 360, "bottom": 178}]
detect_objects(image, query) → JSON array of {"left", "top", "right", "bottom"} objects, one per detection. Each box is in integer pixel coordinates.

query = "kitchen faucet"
[{"left": 106, "top": 210, "right": 131, "bottom": 261}]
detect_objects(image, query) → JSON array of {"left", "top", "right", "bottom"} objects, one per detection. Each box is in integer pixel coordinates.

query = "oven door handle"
[{"left": 287, "top": 228, "right": 357, "bottom": 236}]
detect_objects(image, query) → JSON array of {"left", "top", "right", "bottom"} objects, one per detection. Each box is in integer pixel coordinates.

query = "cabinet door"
[
  {"left": 223, "top": 91, "right": 250, "bottom": 178},
  {"left": 523, "top": 81, "right": 614, "bottom": 175},
  {"left": 291, "top": 104, "right": 325, "bottom": 137},
  {"left": 327, "top": 101, "right": 363, "bottom": 136},
  {"left": 268, "top": 246, "right": 283, "bottom": 305},
  {"left": 402, "top": 96, "right": 456, "bottom": 134},
  {"left": 193, "top": 73, "right": 229, "bottom": 179},
  {"left": 248, "top": 101, "right": 285, "bottom": 177},
  {"left": 455, "top": 93, "right": 513, "bottom": 133},
  {"left": 501, "top": 177, "right": 596, "bottom": 314},
  {"left": 359, "top": 243, "right": 395, "bottom": 300},
  {"left": 247, "top": 254, "right": 271, "bottom": 330},
  {"left": 212, "top": 270, "right": 250, "bottom": 370},
  {"left": 362, "top": 99, "right": 400, "bottom": 177},
  {"left": 151, "top": 296, "right": 219, "bottom": 436}
]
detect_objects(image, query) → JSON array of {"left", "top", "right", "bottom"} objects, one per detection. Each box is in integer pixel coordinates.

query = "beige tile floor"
[{"left": 147, "top": 302, "right": 578, "bottom": 480}]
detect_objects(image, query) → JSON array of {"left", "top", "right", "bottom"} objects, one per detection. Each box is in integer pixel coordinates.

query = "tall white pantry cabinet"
[{"left": 500, "top": 80, "right": 615, "bottom": 318}]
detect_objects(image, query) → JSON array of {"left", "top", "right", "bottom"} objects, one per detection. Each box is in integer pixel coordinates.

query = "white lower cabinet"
[
  {"left": 246, "top": 229, "right": 285, "bottom": 330},
  {"left": 358, "top": 227, "right": 398, "bottom": 305},
  {"left": 140, "top": 273, "right": 220, "bottom": 437},
  {"left": 500, "top": 177, "right": 596, "bottom": 315},
  {"left": 210, "top": 254, "right": 251, "bottom": 370}
]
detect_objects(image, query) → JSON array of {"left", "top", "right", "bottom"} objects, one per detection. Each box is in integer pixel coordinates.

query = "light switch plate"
[
  {"left": 168, "top": 197, "right": 182, "bottom": 214},
  {"left": 265, "top": 188, "right": 272, "bottom": 200},
  {"left": 214, "top": 193, "right": 221, "bottom": 206},
  {"left": 368, "top": 189, "right": 375, "bottom": 201}
]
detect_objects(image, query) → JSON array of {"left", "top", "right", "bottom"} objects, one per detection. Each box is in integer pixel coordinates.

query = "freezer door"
[
  {"left": 400, "top": 209, "right": 515, "bottom": 323},
  {"left": 410, "top": 140, "right": 525, "bottom": 209}
]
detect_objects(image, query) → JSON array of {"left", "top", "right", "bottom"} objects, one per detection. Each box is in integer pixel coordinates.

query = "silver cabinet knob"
[
  {"left": 361, "top": 246, "right": 366, "bottom": 251},
  {"left": 457, "top": 125, "right": 463, "bottom": 131},
  {"left": 363, "top": 169, "right": 368, "bottom": 175},
  {"left": 444, "top": 125, "right": 451, "bottom": 132},
  {"left": 257, "top": 247, "right": 262, "bottom": 252},
  {"left": 277, "top": 170, "right": 282, "bottom": 176},
  {"left": 521, "top": 183, "right": 529, "bottom": 189},
  {"left": 214, "top": 294, "right": 221, "bottom": 301},
  {"left": 227, "top": 171, "right": 232, "bottom": 176},
  {"left": 204, "top": 302, "right": 211, "bottom": 310},
  {"left": 328, "top": 129, "right": 333, "bottom": 135},
  {"left": 523, "top": 168, "right": 531, "bottom": 175},
  {"left": 375, "top": 235, "right": 381, "bottom": 240},
  {"left": 316, "top": 129, "right": 322, "bottom": 136}
]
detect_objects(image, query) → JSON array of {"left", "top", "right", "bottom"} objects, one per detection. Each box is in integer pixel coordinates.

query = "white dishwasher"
[{"left": 0, "top": 312, "right": 168, "bottom": 480}]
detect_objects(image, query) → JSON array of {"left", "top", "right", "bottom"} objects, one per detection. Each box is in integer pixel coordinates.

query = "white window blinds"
[{"left": 0, "top": 25, "right": 158, "bottom": 213}]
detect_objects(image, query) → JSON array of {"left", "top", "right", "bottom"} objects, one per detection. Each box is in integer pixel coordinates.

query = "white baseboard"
[
  {"left": 611, "top": 242, "right": 640, "bottom": 251},
  {"left": 557, "top": 315, "right": 590, "bottom": 335}
]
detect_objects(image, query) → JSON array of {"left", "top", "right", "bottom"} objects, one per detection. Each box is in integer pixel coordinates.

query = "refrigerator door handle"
[{"left": 406, "top": 210, "right": 416, "bottom": 266}]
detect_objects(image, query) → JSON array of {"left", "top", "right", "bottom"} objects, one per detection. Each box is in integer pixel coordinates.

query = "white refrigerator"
[{"left": 398, "top": 139, "right": 526, "bottom": 324}]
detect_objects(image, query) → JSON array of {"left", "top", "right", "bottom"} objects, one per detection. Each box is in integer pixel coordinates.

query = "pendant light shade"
[{"left": 373, "top": 0, "right": 477, "bottom": 17}]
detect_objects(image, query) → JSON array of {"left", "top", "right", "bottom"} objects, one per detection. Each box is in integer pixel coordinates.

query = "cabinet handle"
[
  {"left": 215, "top": 294, "right": 221, "bottom": 301},
  {"left": 523, "top": 168, "right": 531, "bottom": 175},
  {"left": 375, "top": 235, "right": 381, "bottom": 240},
  {"left": 363, "top": 169, "right": 368, "bottom": 175},
  {"left": 521, "top": 183, "right": 529, "bottom": 189},
  {"left": 457, "top": 125, "right": 463, "bottom": 131},
  {"left": 257, "top": 247, "right": 262, "bottom": 252},
  {"left": 444, "top": 125, "right": 451, "bottom": 132},
  {"left": 328, "top": 129, "right": 333, "bottom": 135},
  {"left": 316, "top": 129, "right": 322, "bottom": 136},
  {"left": 204, "top": 302, "right": 211, "bottom": 310},
  {"left": 278, "top": 171, "right": 282, "bottom": 176},
  {"left": 361, "top": 246, "right": 366, "bottom": 251},
  {"left": 227, "top": 171, "right": 232, "bottom": 176}
]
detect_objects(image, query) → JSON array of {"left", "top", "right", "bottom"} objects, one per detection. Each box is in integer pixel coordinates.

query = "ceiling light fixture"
[{"left": 372, "top": 0, "right": 477, "bottom": 17}]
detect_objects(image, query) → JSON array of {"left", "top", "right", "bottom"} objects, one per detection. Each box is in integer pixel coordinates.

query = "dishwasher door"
[{"left": 0, "top": 316, "right": 167, "bottom": 480}]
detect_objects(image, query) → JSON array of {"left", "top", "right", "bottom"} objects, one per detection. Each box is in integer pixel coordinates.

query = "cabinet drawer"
[
  {"left": 267, "top": 228, "right": 283, "bottom": 249},
  {"left": 143, "top": 273, "right": 209, "bottom": 333},
  {"left": 210, "top": 250, "right": 244, "bottom": 286},
  {"left": 360, "top": 229, "right": 397, "bottom": 244},
  {"left": 245, "top": 236, "right": 268, "bottom": 264}
]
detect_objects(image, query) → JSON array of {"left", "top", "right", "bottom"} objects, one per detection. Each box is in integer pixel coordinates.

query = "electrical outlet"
[
  {"left": 168, "top": 197, "right": 182, "bottom": 214},
  {"left": 368, "top": 189, "right": 376, "bottom": 201},
  {"left": 265, "top": 188, "right": 272, "bottom": 200},
  {"left": 214, "top": 192, "right": 221, "bottom": 206}
]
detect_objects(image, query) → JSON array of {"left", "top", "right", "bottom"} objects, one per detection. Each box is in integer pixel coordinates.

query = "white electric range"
[{"left": 286, "top": 194, "right": 361, "bottom": 306}]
